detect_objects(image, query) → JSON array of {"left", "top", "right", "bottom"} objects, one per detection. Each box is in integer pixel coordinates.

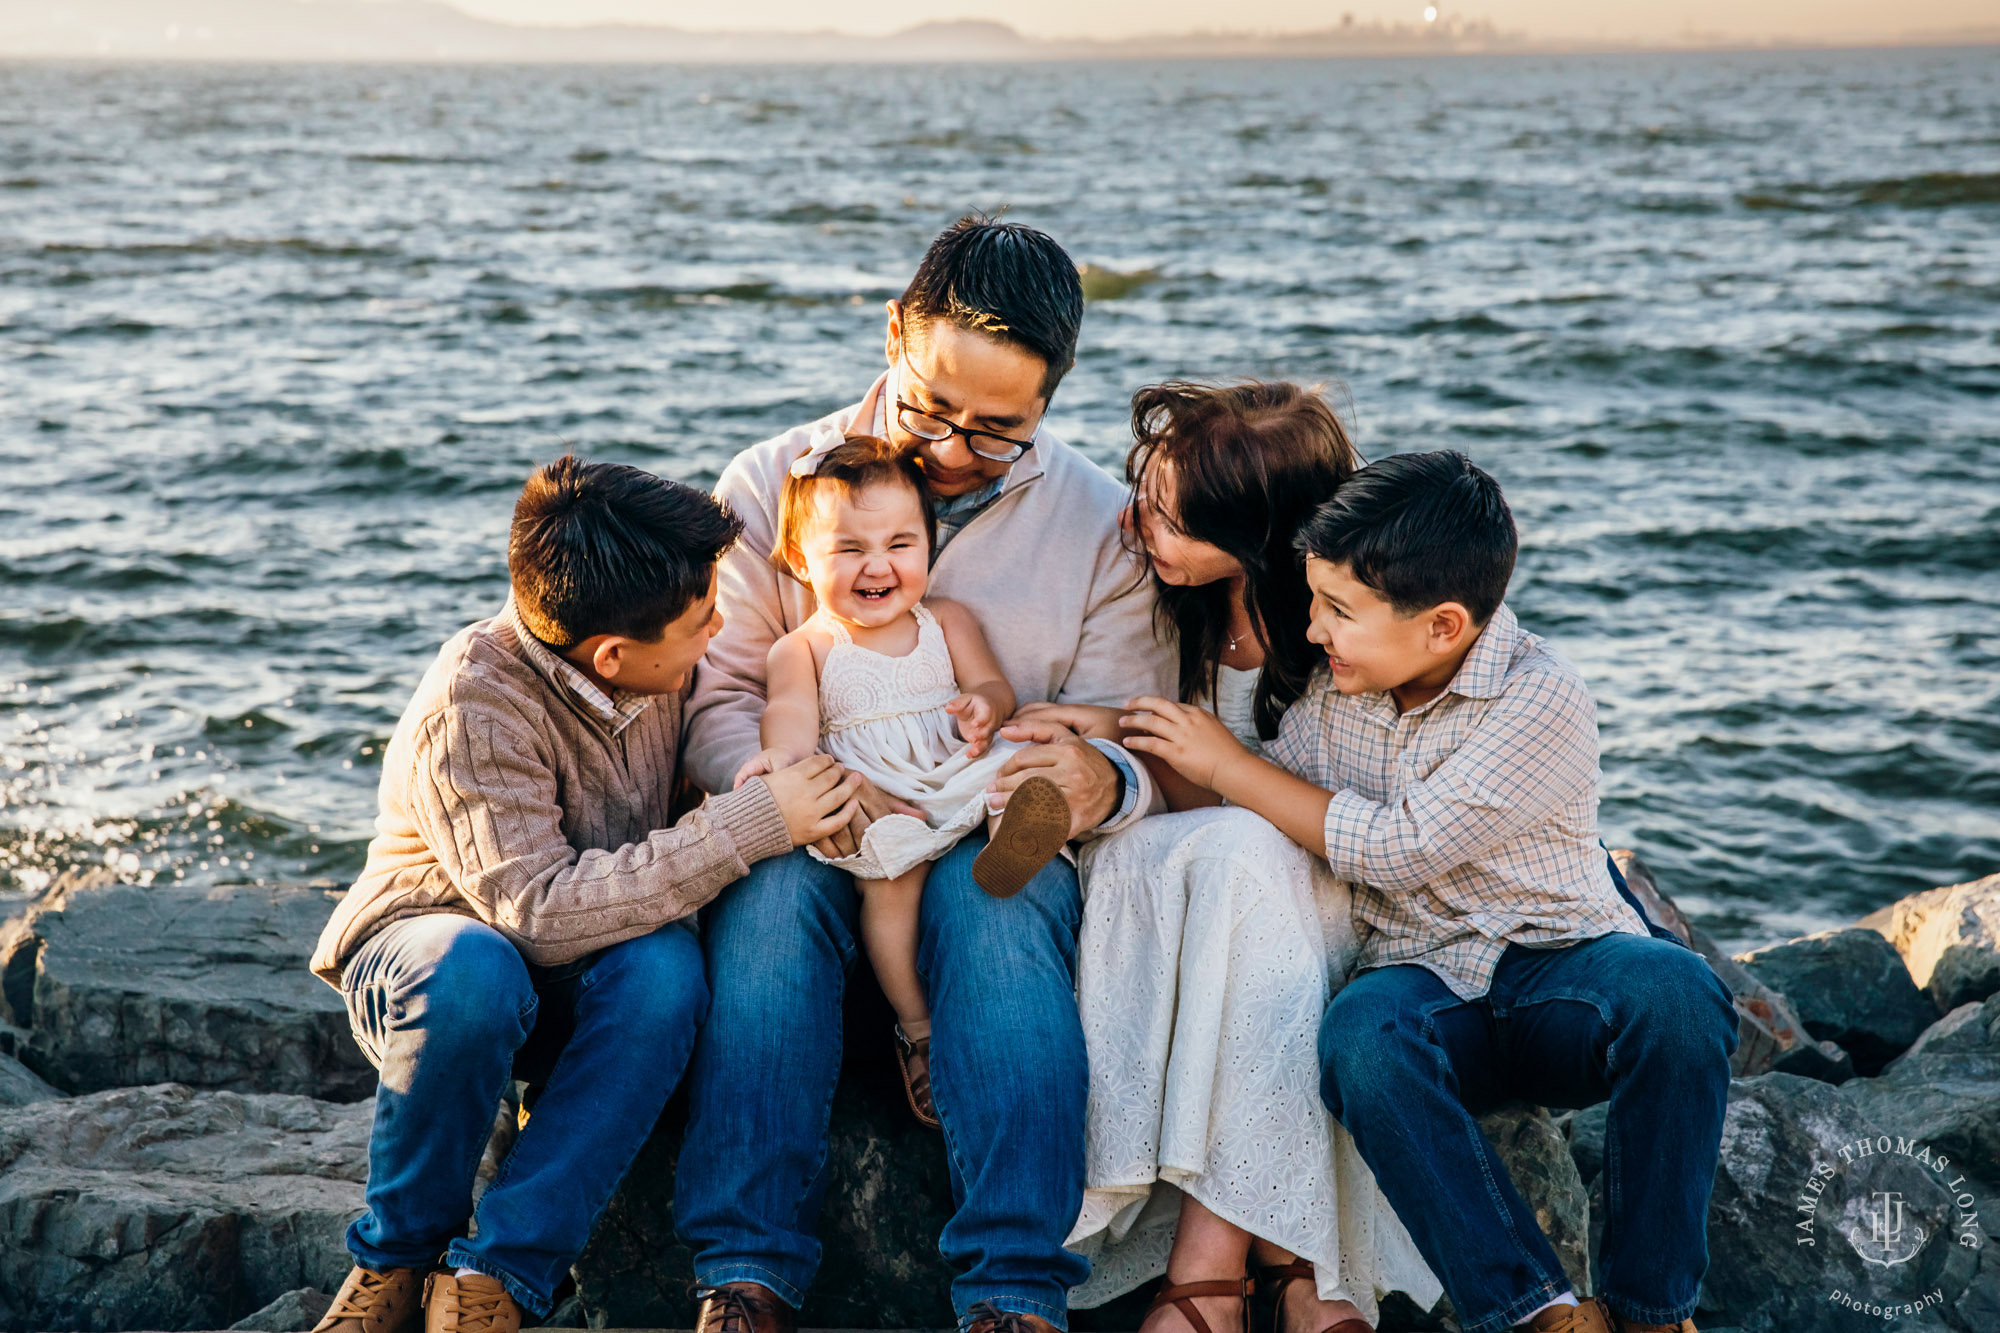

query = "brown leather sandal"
[
  {"left": 1257, "top": 1262, "right": 1371, "bottom": 1333},
  {"left": 1145, "top": 1277, "right": 1255, "bottom": 1333},
  {"left": 894, "top": 1024, "right": 940, "bottom": 1130},
  {"left": 973, "top": 775, "right": 1070, "bottom": 898}
]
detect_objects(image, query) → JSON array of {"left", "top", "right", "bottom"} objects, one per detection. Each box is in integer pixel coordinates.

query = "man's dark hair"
[
  {"left": 900, "top": 214, "right": 1084, "bottom": 400},
  {"left": 508, "top": 455, "right": 742, "bottom": 648},
  {"left": 1294, "top": 451, "right": 1517, "bottom": 624}
]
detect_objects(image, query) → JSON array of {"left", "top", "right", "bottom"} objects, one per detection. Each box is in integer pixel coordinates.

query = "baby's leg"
[{"left": 859, "top": 864, "right": 931, "bottom": 1033}]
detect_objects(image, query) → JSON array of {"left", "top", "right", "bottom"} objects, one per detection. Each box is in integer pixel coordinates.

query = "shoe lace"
[
  {"left": 966, "top": 1301, "right": 1037, "bottom": 1333},
  {"left": 451, "top": 1282, "right": 514, "bottom": 1333},
  {"left": 694, "top": 1284, "right": 770, "bottom": 1333},
  {"left": 327, "top": 1269, "right": 398, "bottom": 1322}
]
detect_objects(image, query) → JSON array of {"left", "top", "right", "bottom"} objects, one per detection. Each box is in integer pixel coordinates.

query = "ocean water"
[{"left": 2, "top": 50, "right": 1996, "bottom": 950}]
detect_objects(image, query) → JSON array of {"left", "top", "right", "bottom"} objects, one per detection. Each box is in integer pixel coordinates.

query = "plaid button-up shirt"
[
  {"left": 1267, "top": 604, "right": 1645, "bottom": 1000},
  {"left": 507, "top": 603, "right": 652, "bottom": 737}
]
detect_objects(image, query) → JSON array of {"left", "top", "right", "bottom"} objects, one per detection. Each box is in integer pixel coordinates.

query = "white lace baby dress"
[{"left": 807, "top": 602, "right": 1025, "bottom": 882}]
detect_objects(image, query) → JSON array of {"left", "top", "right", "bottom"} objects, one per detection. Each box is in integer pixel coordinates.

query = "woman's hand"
[
  {"left": 1119, "top": 696, "right": 1250, "bottom": 791},
  {"left": 946, "top": 692, "right": 999, "bottom": 757},
  {"left": 1009, "top": 701, "right": 1126, "bottom": 743}
]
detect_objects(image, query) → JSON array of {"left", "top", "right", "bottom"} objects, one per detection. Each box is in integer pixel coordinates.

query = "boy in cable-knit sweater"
[{"left": 310, "top": 457, "right": 860, "bottom": 1333}]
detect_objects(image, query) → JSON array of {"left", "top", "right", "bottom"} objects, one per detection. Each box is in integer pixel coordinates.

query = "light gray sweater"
[{"left": 684, "top": 377, "right": 1174, "bottom": 830}]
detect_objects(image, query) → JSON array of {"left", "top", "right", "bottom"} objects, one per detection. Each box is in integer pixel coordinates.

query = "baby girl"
[{"left": 732, "top": 435, "right": 1070, "bottom": 1128}]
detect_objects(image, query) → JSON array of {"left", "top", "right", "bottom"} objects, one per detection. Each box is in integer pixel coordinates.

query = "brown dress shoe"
[
  {"left": 1520, "top": 1298, "right": 1615, "bottom": 1333},
  {"left": 312, "top": 1265, "right": 424, "bottom": 1333},
  {"left": 693, "top": 1281, "right": 799, "bottom": 1333},
  {"left": 423, "top": 1272, "right": 521, "bottom": 1333},
  {"left": 963, "top": 1299, "right": 1064, "bottom": 1333}
]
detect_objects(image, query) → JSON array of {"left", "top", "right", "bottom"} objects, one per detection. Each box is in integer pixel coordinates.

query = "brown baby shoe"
[
  {"left": 973, "top": 776, "right": 1069, "bottom": 898},
  {"left": 311, "top": 1265, "right": 424, "bottom": 1333},
  {"left": 894, "top": 1023, "right": 942, "bottom": 1130}
]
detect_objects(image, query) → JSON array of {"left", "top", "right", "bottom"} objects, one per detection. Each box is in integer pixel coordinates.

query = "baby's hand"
[
  {"left": 946, "top": 693, "right": 998, "bottom": 758},
  {"left": 733, "top": 747, "right": 798, "bottom": 790}
]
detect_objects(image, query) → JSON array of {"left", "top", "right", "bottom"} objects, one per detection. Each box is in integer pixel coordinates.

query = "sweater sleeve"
[
  {"left": 405, "top": 707, "right": 793, "bottom": 966},
  {"left": 683, "top": 452, "right": 792, "bottom": 796}
]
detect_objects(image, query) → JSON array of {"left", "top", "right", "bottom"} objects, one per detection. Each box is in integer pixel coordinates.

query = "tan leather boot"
[
  {"left": 693, "top": 1282, "right": 799, "bottom": 1333},
  {"left": 1520, "top": 1298, "right": 1616, "bottom": 1333},
  {"left": 311, "top": 1265, "right": 424, "bottom": 1333},
  {"left": 423, "top": 1272, "right": 521, "bottom": 1333}
]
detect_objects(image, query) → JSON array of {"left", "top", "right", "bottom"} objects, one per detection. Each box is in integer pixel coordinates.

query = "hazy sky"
[{"left": 449, "top": 0, "right": 1998, "bottom": 42}]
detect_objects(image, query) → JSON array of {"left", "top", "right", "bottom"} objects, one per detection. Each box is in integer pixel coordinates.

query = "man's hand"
[
  {"left": 759, "top": 754, "right": 864, "bottom": 848},
  {"left": 946, "top": 692, "right": 999, "bottom": 758},
  {"left": 1119, "top": 696, "right": 1250, "bottom": 791},
  {"left": 991, "top": 717, "right": 1118, "bottom": 840},
  {"left": 1010, "top": 701, "right": 1125, "bottom": 743},
  {"left": 811, "top": 772, "right": 926, "bottom": 860},
  {"left": 733, "top": 746, "right": 799, "bottom": 790}
]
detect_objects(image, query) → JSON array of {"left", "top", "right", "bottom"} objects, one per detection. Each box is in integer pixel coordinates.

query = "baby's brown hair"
[{"left": 775, "top": 435, "right": 938, "bottom": 578}]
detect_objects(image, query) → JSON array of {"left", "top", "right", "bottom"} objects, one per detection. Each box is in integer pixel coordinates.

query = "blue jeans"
[
  {"left": 1319, "top": 933, "right": 1737, "bottom": 1333},
  {"left": 340, "top": 913, "right": 708, "bottom": 1318},
  {"left": 675, "top": 835, "right": 1089, "bottom": 1330}
]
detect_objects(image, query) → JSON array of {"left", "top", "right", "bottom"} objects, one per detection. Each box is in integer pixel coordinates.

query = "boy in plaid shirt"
[{"left": 1120, "top": 452, "right": 1735, "bottom": 1333}]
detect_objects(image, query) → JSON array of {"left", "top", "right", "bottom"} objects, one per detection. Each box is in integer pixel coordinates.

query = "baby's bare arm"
[
  {"left": 930, "top": 599, "right": 1015, "bottom": 720},
  {"left": 760, "top": 630, "right": 824, "bottom": 764}
]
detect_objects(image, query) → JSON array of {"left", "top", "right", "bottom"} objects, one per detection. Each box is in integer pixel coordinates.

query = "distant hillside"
[
  {"left": 4, "top": 0, "right": 1993, "bottom": 61},
  {"left": 2, "top": 1, "right": 1524, "bottom": 61}
]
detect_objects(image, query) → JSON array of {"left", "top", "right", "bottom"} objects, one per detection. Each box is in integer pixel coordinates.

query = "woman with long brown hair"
[{"left": 1025, "top": 383, "right": 1439, "bottom": 1333}]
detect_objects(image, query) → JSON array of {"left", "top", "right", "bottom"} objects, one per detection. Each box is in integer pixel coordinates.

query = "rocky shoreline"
[{"left": 2, "top": 859, "right": 1997, "bottom": 1332}]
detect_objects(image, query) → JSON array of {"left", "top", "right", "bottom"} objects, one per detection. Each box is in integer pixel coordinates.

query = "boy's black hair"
[
  {"left": 1294, "top": 451, "right": 1517, "bottom": 624},
  {"left": 508, "top": 455, "right": 742, "bottom": 648},
  {"left": 900, "top": 214, "right": 1083, "bottom": 400}
]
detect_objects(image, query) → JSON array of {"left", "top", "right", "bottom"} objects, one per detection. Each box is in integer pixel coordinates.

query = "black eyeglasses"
[{"left": 892, "top": 351, "right": 1039, "bottom": 462}]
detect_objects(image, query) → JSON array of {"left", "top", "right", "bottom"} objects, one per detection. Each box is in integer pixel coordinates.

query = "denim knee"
[
  {"left": 588, "top": 923, "right": 709, "bottom": 1031},
  {"left": 1318, "top": 979, "right": 1425, "bottom": 1120},
  {"left": 1610, "top": 940, "right": 1739, "bottom": 1070},
  {"left": 403, "top": 919, "right": 536, "bottom": 1038},
  {"left": 703, "top": 847, "right": 857, "bottom": 980}
]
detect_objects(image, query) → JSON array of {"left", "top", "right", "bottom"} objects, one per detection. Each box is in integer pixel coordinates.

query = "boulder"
[
  {"left": 1478, "top": 1102, "right": 1592, "bottom": 1296},
  {"left": 1736, "top": 928, "right": 1937, "bottom": 1074},
  {"left": 1611, "top": 852, "right": 1827, "bottom": 1079},
  {"left": 1862, "top": 874, "right": 2000, "bottom": 1013},
  {"left": 6, "top": 875, "right": 372, "bottom": 1101},
  {"left": 0, "top": 1082, "right": 368, "bottom": 1332},
  {"left": 227, "top": 1287, "right": 334, "bottom": 1332},
  {"left": 0, "top": 1051, "right": 60, "bottom": 1108},
  {"left": 1695, "top": 1072, "right": 1990, "bottom": 1332},
  {"left": 1843, "top": 992, "right": 2000, "bottom": 1187}
]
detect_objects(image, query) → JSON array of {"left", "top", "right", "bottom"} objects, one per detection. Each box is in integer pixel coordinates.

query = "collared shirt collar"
[
  {"left": 505, "top": 601, "right": 651, "bottom": 736},
  {"left": 1443, "top": 603, "right": 1521, "bottom": 702}
]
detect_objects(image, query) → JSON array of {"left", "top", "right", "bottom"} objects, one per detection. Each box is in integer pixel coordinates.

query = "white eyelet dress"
[
  {"left": 1065, "top": 665, "right": 1442, "bottom": 1320},
  {"left": 806, "top": 602, "right": 1026, "bottom": 883}
]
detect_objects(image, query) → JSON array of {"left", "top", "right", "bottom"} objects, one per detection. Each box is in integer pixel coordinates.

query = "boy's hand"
[
  {"left": 946, "top": 692, "right": 998, "bottom": 757},
  {"left": 733, "top": 747, "right": 798, "bottom": 790},
  {"left": 759, "top": 754, "right": 863, "bottom": 848},
  {"left": 1010, "top": 701, "right": 1125, "bottom": 743},
  {"left": 1120, "top": 696, "right": 1250, "bottom": 791}
]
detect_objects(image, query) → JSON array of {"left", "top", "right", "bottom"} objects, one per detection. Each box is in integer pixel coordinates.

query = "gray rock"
[
  {"left": 1696, "top": 1072, "right": 1985, "bottom": 1332},
  {"left": 1862, "top": 873, "right": 2000, "bottom": 1013},
  {"left": 0, "top": 1051, "right": 60, "bottom": 1107},
  {"left": 227, "top": 1286, "right": 335, "bottom": 1332},
  {"left": 9, "top": 876, "right": 373, "bottom": 1100},
  {"left": 1565, "top": 1102, "right": 1607, "bottom": 1187},
  {"left": 1843, "top": 992, "right": 2000, "bottom": 1186},
  {"left": 0, "top": 1082, "right": 368, "bottom": 1331},
  {"left": 1478, "top": 1102, "right": 1592, "bottom": 1296},
  {"left": 1736, "top": 928, "right": 1937, "bottom": 1074},
  {"left": 1612, "top": 851, "right": 1823, "bottom": 1078}
]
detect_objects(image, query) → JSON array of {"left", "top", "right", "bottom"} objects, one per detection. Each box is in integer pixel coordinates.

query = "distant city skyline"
[{"left": 450, "top": 0, "right": 1997, "bottom": 43}]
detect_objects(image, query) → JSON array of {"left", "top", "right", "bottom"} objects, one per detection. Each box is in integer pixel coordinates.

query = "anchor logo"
[{"left": 1848, "top": 1190, "right": 1927, "bottom": 1267}]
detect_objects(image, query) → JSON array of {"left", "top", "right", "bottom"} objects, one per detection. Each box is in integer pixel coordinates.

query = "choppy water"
[{"left": 3, "top": 51, "right": 1997, "bottom": 949}]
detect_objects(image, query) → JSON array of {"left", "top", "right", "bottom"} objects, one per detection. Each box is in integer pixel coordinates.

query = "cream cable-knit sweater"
[{"left": 310, "top": 603, "right": 792, "bottom": 985}]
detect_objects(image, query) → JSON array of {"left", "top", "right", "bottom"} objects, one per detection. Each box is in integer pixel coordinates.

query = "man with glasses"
[{"left": 677, "top": 216, "right": 1172, "bottom": 1333}]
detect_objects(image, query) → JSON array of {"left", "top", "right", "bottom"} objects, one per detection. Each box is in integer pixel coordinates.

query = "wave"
[
  {"left": 1739, "top": 171, "right": 2000, "bottom": 211},
  {"left": 37, "top": 237, "right": 398, "bottom": 260}
]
